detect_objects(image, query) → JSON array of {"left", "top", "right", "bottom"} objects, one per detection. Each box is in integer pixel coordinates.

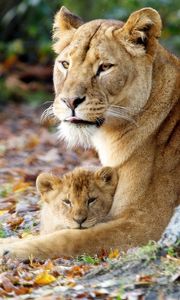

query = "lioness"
[
  {"left": 37, "top": 167, "right": 118, "bottom": 233},
  {"left": 0, "top": 6, "right": 179, "bottom": 259}
]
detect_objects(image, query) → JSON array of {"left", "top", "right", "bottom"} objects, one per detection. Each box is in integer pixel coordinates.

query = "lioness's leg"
[
  {"left": 0, "top": 237, "right": 20, "bottom": 244},
  {"left": 0, "top": 212, "right": 164, "bottom": 260}
]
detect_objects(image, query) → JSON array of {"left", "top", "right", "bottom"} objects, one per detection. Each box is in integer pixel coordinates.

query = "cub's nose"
[
  {"left": 61, "top": 96, "right": 86, "bottom": 110},
  {"left": 73, "top": 216, "right": 87, "bottom": 225}
]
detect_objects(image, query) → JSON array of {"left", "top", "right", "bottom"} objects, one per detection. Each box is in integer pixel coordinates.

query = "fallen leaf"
[
  {"left": 108, "top": 248, "right": 120, "bottom": 259},
  {"left": 98, "top": 248, "right": 109, "bottom": 260},
  {"left": 136, "top": 274, "right": 155, "bottom": 282},
  {"left": 43, "top": 259, "right": 54, "bottom": 271},
  {"left": 7, "top": 216, "right": 24, "bottom": 229},
  {"left": 34, "top": 271, "right": 56, "bottom": 285},
  {"left": 166, "top": 255, "right": 180, "bottom": 264},
  {"left": 66, "top": 265, "right": 91, "bottom": 278},
  {"left": 0, "top": 287, "right": 7, "bottom": 296},
  {"left": 15, "top": 286, "right": 32, "bottom": 296},
  {"left": 37, "top": 149, "right": 59, "bottom": 162},
  {"left": 135, "top": 274, "right": 155, "bottom": 287},
  {"left": 3, "top": 55, "right": 17, "bottom": 70},
  {"left": 13, "top": 181, "right": 32, "bottom": 193},
  {"left": 25, "top": 135, "right": 40, "bottom": 150},
  {"left": 0, "top": 275, "right": 14, "bottom": 292},
  {"left": 0, "top": 210, "right": 8, "bottom": 216}
]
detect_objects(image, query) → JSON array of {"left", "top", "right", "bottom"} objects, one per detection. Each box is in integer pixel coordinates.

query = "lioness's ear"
[
  {"left": 53, "top": 6, "right": 83, "bottom": 53},
  {"left": 54, "top": 6, "right": 83, "bottom": 32},
  {"left": 95, "top": 167, "right": 118, "bottom": 186},
  {"left": 36, "top": 173, "right": 62, "bottom": 196},
  {"left": 117, "top": 8, "right": 162, "bottom": 56}
]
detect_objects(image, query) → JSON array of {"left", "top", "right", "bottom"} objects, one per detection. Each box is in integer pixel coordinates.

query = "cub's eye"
[
  {"left": 96, "top": 63, "right": 114, "bottom": 76},
  {"left": 63, "top": 199, "right": 71, "bottom": 206},
  {"left": 88, "top": 197, "right": 97, "bottom": 205},
  {"left": 59, "top": 61, "right": 69, "bottom": 69}
]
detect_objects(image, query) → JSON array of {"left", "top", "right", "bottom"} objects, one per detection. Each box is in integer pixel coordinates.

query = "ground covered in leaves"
[{"left": 0, "top": 104, "right": 179, "bottom": 299}]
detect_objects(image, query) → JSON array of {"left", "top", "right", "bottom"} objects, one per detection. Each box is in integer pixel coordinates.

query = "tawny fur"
[
  {"left": 0, "top": 6, "right": 179, "bottom": 259},
  {"left": 37, "top": 167, "right": 117, "bottom": 233}
]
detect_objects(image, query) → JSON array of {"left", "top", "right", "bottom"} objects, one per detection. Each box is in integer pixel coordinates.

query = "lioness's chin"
[{"left": 58, "top": 122, "right": 98, "bottom": 148}]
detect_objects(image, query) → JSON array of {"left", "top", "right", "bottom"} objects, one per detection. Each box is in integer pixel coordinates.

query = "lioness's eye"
[
  {"left": 63, "top": 199, "right": 71, "bottom": 206},
  {"left": 88, "top": 197, "right": 97, "bottom": 205},
  {"left": 96, "top": 63, "right": 113, "bottom": 76},
  {"left": 59, "top": 61, "right": 69, "bottom": 69}
]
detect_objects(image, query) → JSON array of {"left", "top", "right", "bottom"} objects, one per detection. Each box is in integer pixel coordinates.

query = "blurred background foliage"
[{"left": 0, "top": 0, "right": 179, "bottom": 105}]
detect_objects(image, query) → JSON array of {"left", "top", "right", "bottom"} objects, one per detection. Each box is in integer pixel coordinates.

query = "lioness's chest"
[{"left": 92, "top": 128, "right": 126, "bottom": 166}]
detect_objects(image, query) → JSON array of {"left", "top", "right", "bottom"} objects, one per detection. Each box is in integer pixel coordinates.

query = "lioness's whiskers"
[
  {"left": 107, "top": 106, "right": 137, "bottom": 125},
  {"left": 41, "top": 105, "right": 57, "bottom": 124},
  {"left": 110, "top": 104, "right": 135, "bottom": 112},
  {"left": 42, "top": 100, "right": 54, "bottom": 106}
]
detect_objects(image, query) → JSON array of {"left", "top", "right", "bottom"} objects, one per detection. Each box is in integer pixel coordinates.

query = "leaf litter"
[{"left": 0, "top": 104, "right": 179, "bottom": 299}]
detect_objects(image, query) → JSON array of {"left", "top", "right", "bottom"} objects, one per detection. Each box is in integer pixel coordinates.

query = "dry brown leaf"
[
  {"left": 66, "top": 265, "right": 90, "bottom": 278},
  {"left": 97, "top": 248, "right": 109, "bottom": 260},
  {"left": 0, "top": 287, "right": 7, "bottom": 296},
  {"left": 166, "top": 255, "right": 180, "bottom": 264},
  {"left": 136, "top": 274, "right": 155, "bottom": 284},
  {"left": 15, "top": 286, "right": 32, "bottom": 296},
  {"left": 13, "top": 181, "right": 32, "bottom": 193},
  {"left": 25, "top": 135, "right": 40, "bottom": 150},
  {"left": 3, "top": 55, "right": 17, "bottom": 70},
  {"left": 7, "top": 216, "right": 24, "bottom": 229}
]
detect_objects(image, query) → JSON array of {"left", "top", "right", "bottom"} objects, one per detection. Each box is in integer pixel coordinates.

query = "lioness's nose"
[
  {"left": 73, "top": 216, "right": 87, "bottom": 225},
  {"left": 61, "top": 96, "right": 86, "bottom": 110}
]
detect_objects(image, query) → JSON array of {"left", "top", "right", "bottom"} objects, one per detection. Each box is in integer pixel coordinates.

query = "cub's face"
[
  {"left": 37, "top": 167, "right": 118, "bottom": 232},
  {"left": 51, "top": 7, "right": 161, "bottom": 147}
]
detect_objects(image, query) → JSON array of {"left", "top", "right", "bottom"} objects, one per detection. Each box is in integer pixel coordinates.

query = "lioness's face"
[{"left": 52, "top": 7, "right": 161, "bottom": 147}]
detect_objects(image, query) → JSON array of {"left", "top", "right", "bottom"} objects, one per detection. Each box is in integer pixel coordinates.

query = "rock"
[{"left": 158, "top": 205, "right": 180, "bottom": 247}]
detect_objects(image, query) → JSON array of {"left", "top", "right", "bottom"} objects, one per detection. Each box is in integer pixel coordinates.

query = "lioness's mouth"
[{"left": 64, "top": 116, "right": 104, "bottom": 127}]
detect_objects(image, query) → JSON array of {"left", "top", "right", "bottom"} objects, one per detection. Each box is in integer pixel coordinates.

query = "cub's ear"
[
  {"left": 95, "top": 167, "right": 118, "bottom": 186},
  {"left": 53, "top": 6, "right": 83, "bottom": 53},
  {"left": 117, "top": 8, "right": 162, "bottom": 56},
  {"left": 36, "top": 173, "right": 62, "bottom": 197}
]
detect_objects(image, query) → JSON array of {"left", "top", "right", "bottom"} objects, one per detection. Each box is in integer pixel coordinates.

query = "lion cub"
[{"left": 36, "top": 167, "right": 118, "bottom": 234}]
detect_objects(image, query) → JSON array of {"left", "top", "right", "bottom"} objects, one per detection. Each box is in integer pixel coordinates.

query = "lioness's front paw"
[
  {"left": 0, "top": 245, "right": 7, "bottom": 257},
  {"left": 0, "top": 242, "right": 33, "bottom": 260}
]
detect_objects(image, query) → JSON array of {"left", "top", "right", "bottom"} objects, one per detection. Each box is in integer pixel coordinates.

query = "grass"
[
  {"left": 78, "top": 255, "right": 101, "bottom": 265},
  {"left": 0, "top": 228, "right": 7, "bottom": 238},
  {"left": 0, "top": 184, "right": 12, "bottom": 198},
  {"left": 167, "top": 246, "right": 177, "bottom": 257}
]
